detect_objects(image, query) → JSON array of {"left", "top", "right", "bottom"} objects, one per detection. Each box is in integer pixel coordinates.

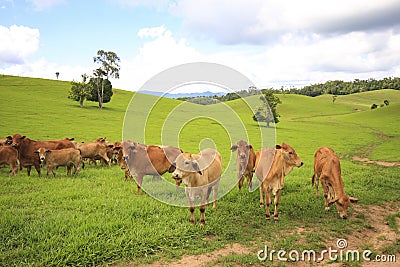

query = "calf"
[
  {"left": 231, "top": 140, "right": 256, "bottom": 190},
  {"left": 312, "top": 147, "right": 358, "bottom": 219},
  {"left": 0, "top": 146, "right": 19, "bottom": 175},
  {"left": 255, "top": 143, "right": 303, "bottom": 222},
  {"left": 171, "top": 148, "right": 222, "bottom": 225},
  {"left": 122, "top": 141, "right": 182, "bottom": 194},
  {"left": 11, "top": 134, "right": 75, "bottom": 176},
  {"left": 0, "top": 136, "right": 12, "bottom": 146},
  {"left": 34, "top": 147, "right": 82, "bottom": 177}
]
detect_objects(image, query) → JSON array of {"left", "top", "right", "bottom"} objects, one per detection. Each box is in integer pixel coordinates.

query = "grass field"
[{"left": 0, "top": 75, "right": 399, "bottom": 266}]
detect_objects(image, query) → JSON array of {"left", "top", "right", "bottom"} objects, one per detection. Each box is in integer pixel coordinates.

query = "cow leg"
[
  {"left": 247, "top": 173, "right": 253, "bottom": 190},
  {"left": 259, "top": 185, "right": 264, "bottom": 207},
  {"left": 312, "top": 174, "right": 319, "bottom": 196},
  {"left": 199, "top": 205, "right": 206, "bottom": 226},
  {"left": 264, "top": 188, "right": 272, "bottom": 221},
  {"left": 212, "top": 181, "right": 219, "bottom": 209},
  {"left": 135, "top": 174, "right": 144, "bottom": 195},
  {"left": 34, "top": 164, "right": 41, "bottom": 177},
  {"left": 49, "top": 166, "right": 56, "bottom": 177},
  {"left": 320, "top": 177, "right": 330, "bottom": 210},
  {"left": 238, "top": 173, "right": 244, "bottom": 190},
  {"left": 67, "top": 164, "right": 71, "bottom": 176},
  {"left": 273, "top": 189, "right": 282, "bottom": 222}
]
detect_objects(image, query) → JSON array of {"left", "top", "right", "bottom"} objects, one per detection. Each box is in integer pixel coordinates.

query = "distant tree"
[
  {"left": 93, "top": 50, "right": 120, "bottom": 109},
  {"left": 253, "top": 90, "right": 281, "bottom": 127},
  {"left": 88, "top": 77, "right": 113, "bottom": 104},
  {"left": 68, "top": 74, "right": 92, "bottom": 108},
  {"left": 371, "top": 104, "right": 378, "bottom": 110},
  {"left": 332, "top": 95, "right": 337, "bottom": 103},
  {"left": 55, "top": 72, "right": 60, "bottom": 80},
  {"left": 384, "top": 99, "right": 389, "bottom": 106}
]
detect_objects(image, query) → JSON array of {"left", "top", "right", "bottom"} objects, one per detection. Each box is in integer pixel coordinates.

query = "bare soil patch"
[{"left": 352, "top": 155, "right": 400, "bottom": 167}]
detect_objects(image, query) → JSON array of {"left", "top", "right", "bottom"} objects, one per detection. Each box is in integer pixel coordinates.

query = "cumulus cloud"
[
  {"left": 0, "top": 25, "right": 40, "bottom": 64},
  {"left": 171, "top": 0, "right": 400, "bottom": 45}
]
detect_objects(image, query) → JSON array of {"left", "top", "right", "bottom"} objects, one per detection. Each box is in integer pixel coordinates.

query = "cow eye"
[{"left": 289, "top": 151, "right": 293, "bottom": 155}]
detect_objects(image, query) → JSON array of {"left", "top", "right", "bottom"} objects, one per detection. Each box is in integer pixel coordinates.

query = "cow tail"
[{"left": 311, "top": 174, "right": 316, "bottom": 186}]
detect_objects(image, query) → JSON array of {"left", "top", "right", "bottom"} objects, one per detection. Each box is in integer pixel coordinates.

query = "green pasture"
[{"left": 0, "top": 75, "right": 399, "bottom": 266}]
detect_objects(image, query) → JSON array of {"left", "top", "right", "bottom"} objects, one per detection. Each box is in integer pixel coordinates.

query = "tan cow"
[
  {"left": 0, "top": 136, "right": 12, "bottom": 146},
  {"left": 171, "top": 148, "right": 222, "bottom": 225},
  {"left": 34, "top": 147, "right": 82, "bottom": 177},
  {"left": 0, "top": 146, "right": 19, "bottom": 175},
  {"left": 312, "top": 147, "right": 358, "bottom": 219},
  {"left": 121, "top": 141, "right": 182, "bottom": 194},
  {"left": 74, "top": 141, "right": 112, "bottom": 166},
  {"left": 255, "top": 143, "right": 303, "bottom": 222},
  {"left": 231, "top": 140, "right": 256, "bottom": 190}
]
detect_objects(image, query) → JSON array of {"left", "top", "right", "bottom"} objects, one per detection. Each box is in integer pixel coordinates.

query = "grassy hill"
[{"left": 0, "top": 75, "right": 399, "bottom": 266}]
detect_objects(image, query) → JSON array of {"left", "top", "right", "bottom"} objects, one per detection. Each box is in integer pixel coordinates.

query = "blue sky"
[{"left": 1, "top": 0, "right": 400, "bottom": 92}]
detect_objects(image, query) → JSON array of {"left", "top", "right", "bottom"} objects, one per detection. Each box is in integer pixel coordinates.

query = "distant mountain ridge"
[{"left": 139, "top": 90, "right": 226, "bottom": 99}]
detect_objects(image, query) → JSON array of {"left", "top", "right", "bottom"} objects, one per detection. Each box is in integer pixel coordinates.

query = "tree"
[
  {"left": 371, "top": 104, "right": 378, "bottom": 110},
  {"left": 68, "top": 74, "right": 92, "bottom": 108},
  {"left": 93, "top": 50, "right": 120, "bottom": 109},
  {"left": 55, "top": 72, "right": 60, "bottom": 79},
  {"left": 384, "top": 99, "right": 389, "bottom": 106},
  {"left": 88, "top": 77, "right": 113, "bottom": 104},
  {"left": 253, "top": 90, "right": 281, "bottom": 127},
  {"left": 332, "top": 95, "right": 337, "bottom": 103}
]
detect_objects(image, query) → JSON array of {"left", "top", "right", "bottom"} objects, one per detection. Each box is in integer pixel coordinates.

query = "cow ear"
[
  {"left": 34, "top": 151, "right": 39, "bottom": 154},
  {"left": 275, "top": 144, "right": 282, "bottom": 149},
  {"left": 230, "top": 145, "right": 238, "bottom": 152},
  {"left": 247, "top": 144, "right": 253, "bottom": 149},
  {"left": 107, "top": 144, "right": 114, "bottom": 148},
  {"left": 46, "top": 150, "right": 51, "bottom": 154},
  {"left": 349, "top": 197, "right": 358, "bottom": 203},
  {"left": 6, "top": 136, "right": 12, "bottom": 139},
  {"left": 192, "top": 161, "right": 202, "bottom": 175},
  {"left": 21, "top": 136, "right": 26, "bottom": 139}
]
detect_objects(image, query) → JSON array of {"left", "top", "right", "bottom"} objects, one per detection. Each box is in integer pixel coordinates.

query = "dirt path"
[{"left": 129, "top": 202, "right": 399, "bottom": 267}]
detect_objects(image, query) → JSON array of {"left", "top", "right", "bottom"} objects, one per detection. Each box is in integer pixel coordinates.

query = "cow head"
[
  {"left": 34, "top": 148, "right": 51, "bottom": 166},
  {"left": 277, "top": 143, "right": 303, "bottom": 168},
  {"left": 328, "top": 195, "right": 358, "bottom": 219},
  {"left": 231, "top": 140, "right": 253, "bottom": 171},
  {"left": 4, "top": 136, "right": 13, "bottom": 145},
  {"left": 11, "top": 134, "right": 26, "bottom": 148},
  {"left": 171, "top": 152, "right": 202, "bottom": 182}
]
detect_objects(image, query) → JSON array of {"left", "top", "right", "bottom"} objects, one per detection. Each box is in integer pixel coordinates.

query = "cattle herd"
[{"left": 0, "top": 134, "right": 358, "bottom": 225}]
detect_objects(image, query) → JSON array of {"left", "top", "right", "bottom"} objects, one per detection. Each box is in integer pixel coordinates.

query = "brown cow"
[
  {"left": 0, "top": 146, "right": 19, "bottom": 175},
  {"left": 74, "top": 141, "right": 112, "bottom": 166},
  {"left": 171, "top": 148, "right": 222, "bottom": 225},
  {"left": 34, "top": 147, "right": 82, "bottom": 177},
  {"left": 121, "top": 141, "right": 182, "bottom": 194},
  {"left": 312, "top": 147, "right": 358, "bottom": 219},
  {"left": 255, "top": 143, "right": 303, "bottom": 222},
  {"left": 230, "top": 140, "right": 256, "bottom": 190},
  {"left": 11, "top": 134, "right": 75, "bottom": 176},
  {"left": 113, "top": 142, "right": 131, "bottom": 180}
]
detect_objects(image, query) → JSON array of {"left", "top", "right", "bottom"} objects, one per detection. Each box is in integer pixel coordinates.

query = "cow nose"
[
  {"left": 300, "top": 161, "right": 304, "bottom": 166},
  {"left": 240, "top": 154, "right": 246, "bottom": 159},
  {"left": 40, "top": 157, "right": 45, "bottom": 161},
  {"left": 341, "top": 215, "right": 348, "bottom": 219},
  {"left": 123, "top": 156, "right": 128, "bottom": 161}
]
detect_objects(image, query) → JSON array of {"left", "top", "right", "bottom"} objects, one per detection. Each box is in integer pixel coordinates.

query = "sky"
[{"left": 1, "top": 0, "right": 400, "bottom": 92}]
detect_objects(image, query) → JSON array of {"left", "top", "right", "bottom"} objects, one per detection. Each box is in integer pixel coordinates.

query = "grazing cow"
[
  {"left": 312, "top": 147, "right": 358, "bottom": 219},
  {"left": 255, "top": 143, "right": 303, "bottom": 222},
  {"left": 74, "top": 141, "right": 112, "bottom": 166},
  {"left": 121, "top": 141, "right": 182, "bottom": 194},
  {"left": 34, "top": 147, "right": 82, "bottom": 177},
  {"left": 171, "top": 148, "right": 222, "bottom": 225},
  {"left": 0, "top": 146, "right": 19, "bottom": 175},
  {"left": 113, "top": 142, "right": 131, "bottom": 180},
  {"left": 230, "top": 140, "right": 256, "bottom": 190},
  {"left": 11, "top": 134, "right": 75, "bottom": 176}
]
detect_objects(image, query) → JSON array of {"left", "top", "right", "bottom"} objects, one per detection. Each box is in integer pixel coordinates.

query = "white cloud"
[
  {"left": 114, "top": 26, "right": 203, "bottom": 91},
  {"left": 0, "top": 25, "right": 40, "bottom": 64},
  {"left": 171, "top": 0, "right": 400, "bottom": 45}
]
